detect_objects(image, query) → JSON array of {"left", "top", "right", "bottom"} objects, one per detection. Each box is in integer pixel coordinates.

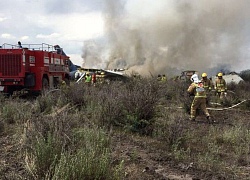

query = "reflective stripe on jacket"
[
  {"left": 215, "top": 78, "right": 227, "bottom": 92},
  {"left": 85, "top": 75, "right": 92, "bottom": 83},
  {"left": 187, "top": 82, "right": 207, "bottom": 98},
  {"left": 201, "top": 79, "right": 212, "bottom": 91}
]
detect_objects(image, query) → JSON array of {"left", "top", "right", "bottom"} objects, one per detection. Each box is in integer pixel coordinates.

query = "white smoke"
[{"left": 83, "top": 0, "right": 250, "bottom": 76}]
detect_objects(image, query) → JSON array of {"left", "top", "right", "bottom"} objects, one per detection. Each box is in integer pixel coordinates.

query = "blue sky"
[{"left": 1, "top": 0, "right": 250, "bottom": 75}]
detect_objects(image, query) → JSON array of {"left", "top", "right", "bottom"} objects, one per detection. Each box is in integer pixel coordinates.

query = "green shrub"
[
  {"left": 65, "top": 83, "right": 85, "bottom": 107},
  {"left": 81, "top": 78, "right": 160, "bottom": 135},
  {"left": 24, "top": 110, "right": 124, "bottom": 179},
  {"left": 121, "top": 78, "right": 159, "bottom": 134},
  {"left": 92, "top": 84, "right": 125, "bottom": 127},
  {"left": 53, "top": 128, "right": 115, "bottom": 180},
  {"left": 35, "top": 95, "right": 55, "bottom": 113},
  {"left": 5, "top": 75, "right": 250, "bottom": 179},
  {"left": 30, "top": 132, "right": 62, "bottom": 179},
  {"left": 1, "top": 104, "right": 17, "bottom": 124},
  {"left": 24, "top": 115, "right": 71, "bottom": 179},
  {"left": 221, "top": 126, "right": 250, "bottom": 156},
  {"left": 1, "top": 101, "right": 32, "bottom": 124}
]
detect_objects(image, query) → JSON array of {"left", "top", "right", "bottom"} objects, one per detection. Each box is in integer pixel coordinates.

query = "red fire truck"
[{"left": 0, "top": 42, "right": 70, "bottom": 95}]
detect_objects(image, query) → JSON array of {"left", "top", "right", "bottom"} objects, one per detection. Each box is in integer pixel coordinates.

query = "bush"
[
  {"left": 1, "top": 100, "right": 32, "bottom": 125},
  {"left": 52, "top": 128, "right": 122, "bottom": 180},
  {"left": 91, "top": 83, "right": 125, "bottom": 128},
  {"left": 1, "top": 104, "right": 17, "bottom": 124},
  {"left": 65, "top": 83, "right": 85, "bottom": 107},
  {"left": 35, "top": 95, "right": 56, "bottom": 114},
  {"left": 120, "top": 78, "right": 159, "bottom": 134},
  {"left": 25, "top": 116, "right": 69, "bottom": 179},
  {"left": 3, "top": 75, "right": 250, "bottom": 179},
  {"left": 24, "top": 107, "right": 124, "bottom": 179},
  {"left": 81, "top": 78, "right": 160, "bottom": 135}
]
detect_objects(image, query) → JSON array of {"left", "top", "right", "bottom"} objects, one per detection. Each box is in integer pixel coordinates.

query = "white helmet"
[{"left": 191, "top": 74, "right": 199, "bottom": 83}]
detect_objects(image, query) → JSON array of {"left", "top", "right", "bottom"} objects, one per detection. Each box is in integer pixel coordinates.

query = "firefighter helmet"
[
  {"left": 201, "top": 73, "right": 207, "bottom": 78},
  {"left": 217, "top": 72, "right": 223, "bottom": 77}
]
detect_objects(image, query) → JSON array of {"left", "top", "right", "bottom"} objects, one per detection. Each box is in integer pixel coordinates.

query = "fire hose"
[
  {"left": 206, "top": 90, "right": 250, "bottom": 111},
  {"left": 173, "top": 99, "right": 250, "bottom": 112},
  {"left": 174, "top": 89, "right": 250, "bottom": 112},
  {"left": 207, "top": 99, "right": 250, "bottom": 111}
]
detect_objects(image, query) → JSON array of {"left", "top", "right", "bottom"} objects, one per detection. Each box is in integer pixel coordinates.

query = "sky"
[
  {"left": 0, "top": 0, "right": 104, "bottom": 66},
  {"left": 1, "top": 0, "right": 250, "bottom": 76}
]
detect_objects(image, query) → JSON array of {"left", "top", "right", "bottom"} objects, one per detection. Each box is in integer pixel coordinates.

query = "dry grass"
[{"left": 0, "top": 78, "right": 250, "bottom": 179}]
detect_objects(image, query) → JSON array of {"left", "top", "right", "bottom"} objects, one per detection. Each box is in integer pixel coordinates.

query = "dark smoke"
[{"left": 83, "top": 0, "right": 250, "bottom": 77}]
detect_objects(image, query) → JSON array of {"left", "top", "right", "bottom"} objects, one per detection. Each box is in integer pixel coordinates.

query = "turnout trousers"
[{"left": 190, "top": 97, "right": 210, "bottom": 120}]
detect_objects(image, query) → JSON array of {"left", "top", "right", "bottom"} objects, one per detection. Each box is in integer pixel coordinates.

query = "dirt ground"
[
  {"left": 1, "top": 109, "right": 250, "bottom": 180},
  {"left": 111, "top": 132, "right": 200, "bottom": 180},
  {"left": 110, "top": 107, "right": 250, "bottom": 180},
  {"left": 0, "top": 125, "right": 27, "bottom": 179}
]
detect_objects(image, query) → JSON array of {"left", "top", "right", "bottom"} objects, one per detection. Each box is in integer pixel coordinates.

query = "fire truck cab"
[{"left": 0, "top": 42, "right": 70, "bottom": 95}]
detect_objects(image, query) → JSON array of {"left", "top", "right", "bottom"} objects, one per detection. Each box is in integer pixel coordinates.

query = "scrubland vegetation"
[{"left": 0, "top": 76, "right": 250, "bottom": 179}]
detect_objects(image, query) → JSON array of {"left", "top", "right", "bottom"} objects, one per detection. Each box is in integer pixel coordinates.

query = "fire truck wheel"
[{"left": 42, "top": 78, "right": 49, "bottom": 91}]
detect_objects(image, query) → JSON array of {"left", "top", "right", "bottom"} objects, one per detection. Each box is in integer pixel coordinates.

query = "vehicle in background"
[
  {"left": 179, "top": 70, "right": 199, "bottom": 82},
  {"left": 0, "top": 42, "right": 70, "bottom": 95}
]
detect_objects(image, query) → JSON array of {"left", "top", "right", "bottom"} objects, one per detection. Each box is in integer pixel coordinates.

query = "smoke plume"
[{"left": 83, "top": 0, "right": 250, "bottom": 77}]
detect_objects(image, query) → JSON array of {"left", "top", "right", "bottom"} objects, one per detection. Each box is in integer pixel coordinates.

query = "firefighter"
[
  {"left": 18, "top": 41, "right": 22, "bottom": 48},
  {"left": 61, "top": 80, "right": 66, "bottom": 86},
  {"left": 187, "top": 74, "right": 211, "bottom": 122},
  {"left": 92, "top": 72, "right": 97, "bottom": 86},
  {"left": 60, "top": 80, "right": 68, "bottom": 91},
  {"left": 85, "top": 72, "right": 92, "bottom": 85},
  {"left": 201, "top": 73, "right": 213, "bottom": 105},
  {"left": 161, "top": 74, "right": 167, "bottom": 82},
  {"left": 201, "top": 73, "right": 212, "bottom": 91},
  {"left": 157, "top": 74, "right": 162, "bottom": 81},
  {"left": 99, "top": 72, "right": 105, "bottom": 84},
  {"left": 215, "top": 72, "right": 227, "bottom": 100}
]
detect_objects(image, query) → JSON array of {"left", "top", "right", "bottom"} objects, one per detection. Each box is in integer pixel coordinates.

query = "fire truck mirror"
[{"left": 65, "top": 60, "right": 69, "bottom": 65}]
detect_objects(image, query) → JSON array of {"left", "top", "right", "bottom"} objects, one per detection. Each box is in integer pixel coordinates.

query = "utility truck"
[{"left": 0, "top": 42, "right": 70, "bottom": 95}]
